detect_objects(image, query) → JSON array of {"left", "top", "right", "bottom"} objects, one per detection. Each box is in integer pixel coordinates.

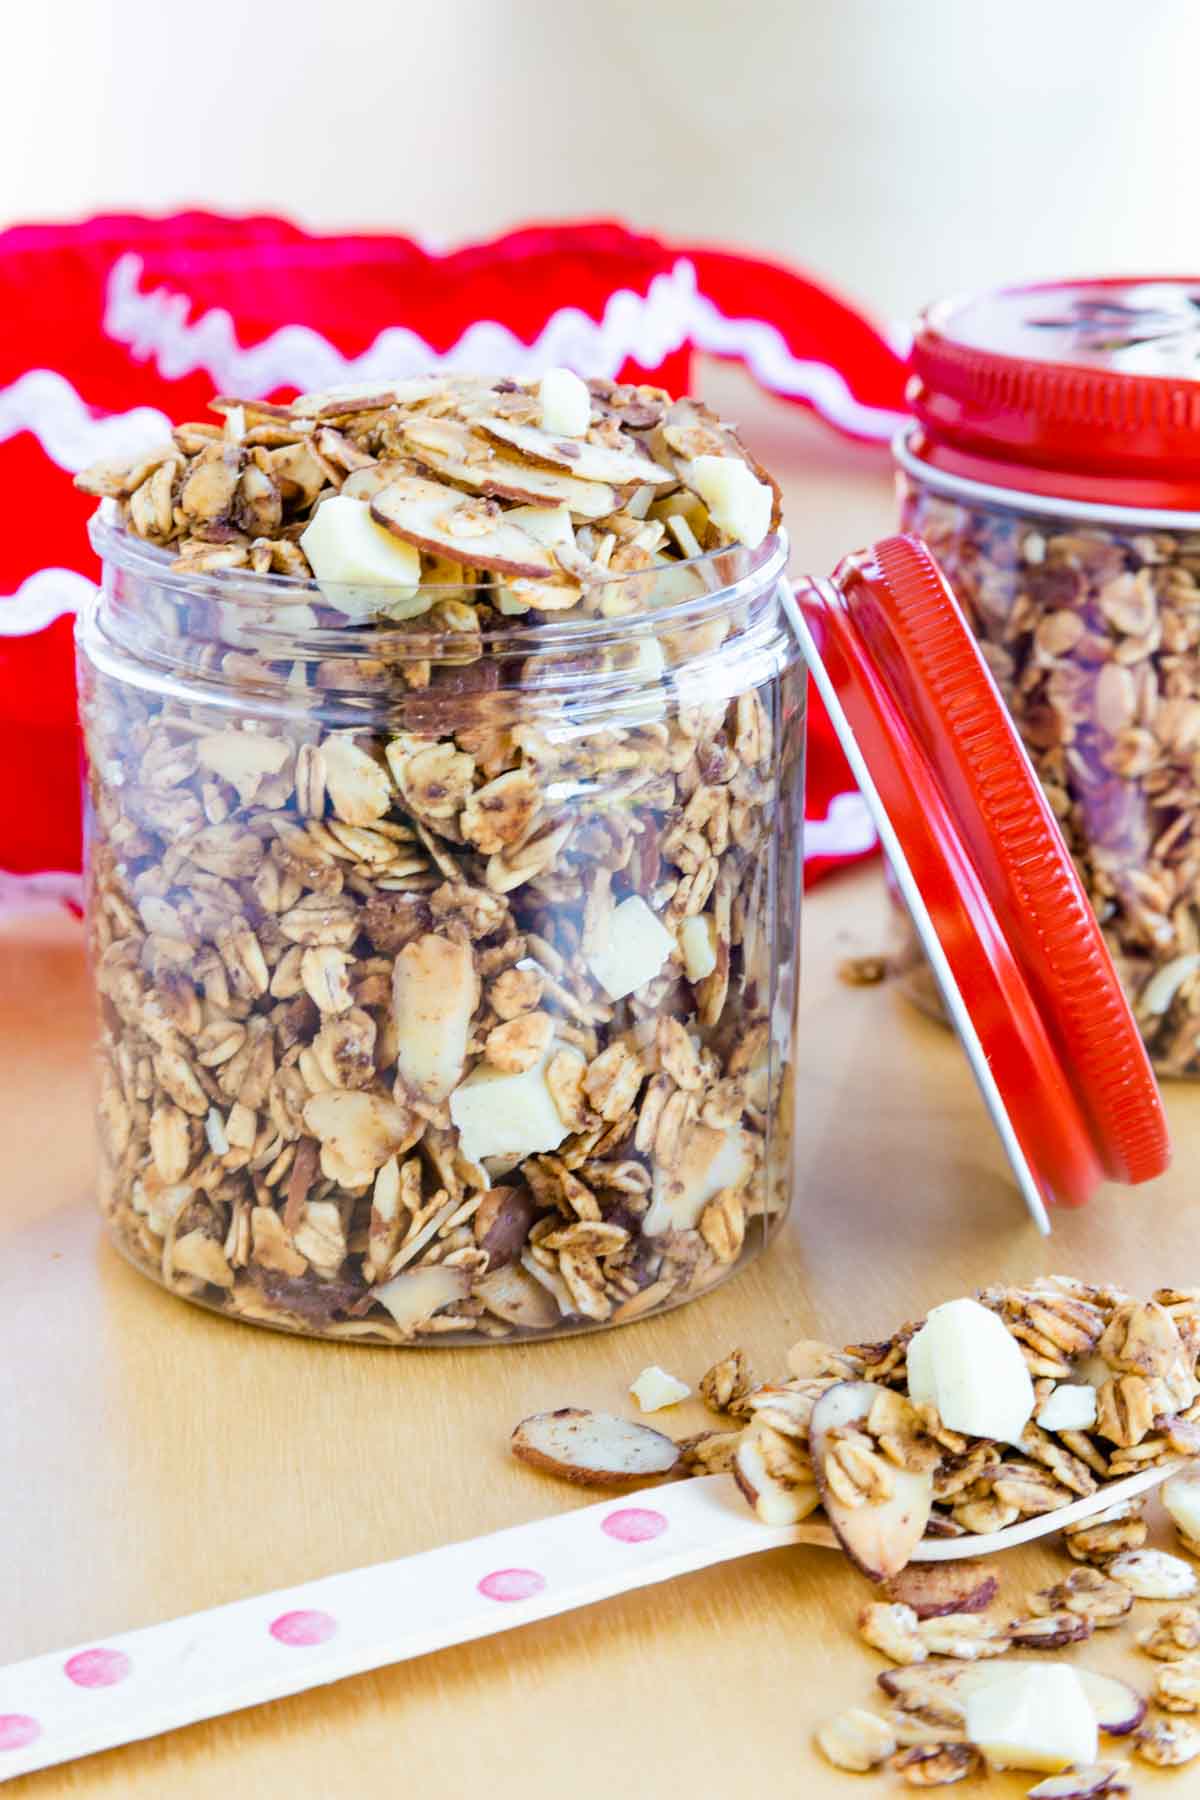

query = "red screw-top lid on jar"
[
  {"left": 789, "top": 534, "right": 1169, "bottom": 1228},
  {"left": 908, "top": 277, "right": 1200, "bottom": 509}
]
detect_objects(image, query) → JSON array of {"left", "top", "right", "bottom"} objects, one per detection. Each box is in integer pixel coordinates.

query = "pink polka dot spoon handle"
[{"left": 0, "top": 1462, "right": 1179, "bottom": 1781}]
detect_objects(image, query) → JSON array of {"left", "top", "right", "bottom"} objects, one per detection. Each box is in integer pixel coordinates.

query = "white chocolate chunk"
[
  {"left": 449, "top": 1045, "right": 585, "bottom": 1166},
  {"left": 299, "top": 494, "right": 428, "bottom": 618},
  {"left": 965, "top": 1665, "right": 1098, "bottom": 1774},
  {"left": 629, "top": 1366, "right": 691, "bottom": 1412},
  {"left": 392, "top": 934, "right": 478, "bottom": 1103},
  {"left": 690, "top": 454, "right": 773, "bottom": 550},
  {"left": 1107, "top": 1549, "right": 1198, "bottom": 1600},
  {"left": 539, "top": 366, "right": 591, "bottom": 438},
  {"left": 1164, "top": 1467, "right": 1200, "bottom": 1542},
  {"left": 679, "top": 914, "right": 718, "bottom": 983},
  {"left": 585, "top": 894, "right": 675, "bottom": 1000},
  {"left": 195, "top": 731, "right": 288, "bottom": 801},
  {"left": 1036, "top": 1383, "right": 1098, "bottom": 1433},
  {"left": 374, "top": 1264, "right": 470, "bottom": 1333},
  {"left": 906, "top": 1297, "right": 1035, "bottom": 1445},
  {"left": 645, "top": 1123, "right": 755, "bottom": 1235},
  {"left": 504, "top": 503, "right": 575, "bottom": 550}
]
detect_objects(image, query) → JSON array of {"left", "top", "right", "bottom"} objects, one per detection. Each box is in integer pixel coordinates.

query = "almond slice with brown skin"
[
  {"left": 1026, "top": 1770, "right": 1132, "bottom": 1800},
  {"left": 472, "top": 414, "right": 676, "bottom": 487},
  {"left": 399, "top": 418, "right": 619, "bottom": 519},
  {"left": 810, "top": 1381, "right": 934, "bottom": 1581},
  {"left": 289, "top": 377, "right": 448, "bottom": 417},
  {"left": 371, "top": 477, "right": 558, "bottom": 580},
  {"left": 511, "top": 1408, "right": 680, "bottom": 1485},
  {"left": 880, "top": 1559, "right": 1000, "bottom": 1619},
  {"left": 733, "top": 1428, "right": 821, "bottom": 1526}
]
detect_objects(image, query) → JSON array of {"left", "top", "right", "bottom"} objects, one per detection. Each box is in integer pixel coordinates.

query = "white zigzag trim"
[
  {"left": 0, "top": 567, "right": 97, "bottom": 636},
  {"left": 103, "top": 251, "right": 696, "bottom": 393},
  {"left": 103, "top": 252, "right": 905, "bottom": 440},
  {"left": 684, "top": 287, "right": 909, "bottom": 441},
  {"left": 0, "top": 368, "right": 171, "bottom": 473},
  {"left": 803, "top": 791, "right": 878, "bottom": 860},
  {"left": 0, "top": 868, "right": 84, "bottom": 912}
]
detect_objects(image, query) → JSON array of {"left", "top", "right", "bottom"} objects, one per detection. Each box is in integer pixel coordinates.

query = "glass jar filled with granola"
[
  {"left": 895, "top": 278, "right": 1200, "bottom": 1076},
  {"left": 76, "top": 371, "right": 804, "bottom": 1344}
]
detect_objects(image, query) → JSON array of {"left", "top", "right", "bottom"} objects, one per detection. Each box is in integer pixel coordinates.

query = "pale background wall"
[{"left": 2, "top": 0, "right": 1195, "bottom": 327}]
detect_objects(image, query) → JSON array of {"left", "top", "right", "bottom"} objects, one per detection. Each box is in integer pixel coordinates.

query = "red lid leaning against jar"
[
  {"left": 794, "top": 537, "right": 1170, "bottom": 1228},
  {"left": 907, "top": 277, "right": 1200, "bottom": 510}
]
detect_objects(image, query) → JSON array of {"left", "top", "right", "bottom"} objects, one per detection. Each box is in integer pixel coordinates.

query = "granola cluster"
[
  {"left": 700, "top": 1280, "right": 1200, "bottom": 1540},
  {"left": 899, "top": 476, "right": 1200, "bottom": 1076},
  {"left": 78, "top": 373, "right": 797, "bottom": 1343},
  {"left": 78, "top": 370, "right": 780, "bottom": 607},
  {"left": 508, "top": 1276, "right": 1200, "bottom": 1789}
]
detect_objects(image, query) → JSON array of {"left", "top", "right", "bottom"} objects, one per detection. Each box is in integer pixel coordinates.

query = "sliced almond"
[
  {"left": 645, "top": 1122, "right": 755, "bottom": 1235},
  {"left": 474, "top": 413, "right": 675, "bottom": 488},
  {"left": 475, "top": 1262, "right": 561, "bottom": 1331},
  {"left": 733, "top": 1428, "right": 820, "bottom": 1526},
  {"left": 881, "top": 1559, "right": 1000, "bottom": 1620},
  {"left": 810, "top": 1381, "right": 934, "bottom": 1581},
  {"left": 371, "top": 475, "right": 558, "bottom": 579},
  {"left": 510, "top": 1408, "right": 680, "bottom": 1485},
  {"left": 373, "top": 1263, "right": 470, "bottom": 1333},
  {"left": 399, "top": 418, "right": 618, "bottom": 518},
  {"left": 290, "top": 377, "right": 447, "bottom": 417},
  {"left": 392, "top": 933, "right": 478, "bottom": 1103},
  {"left": 301, "top": 1089, "right": 416, "bottom": 1186},
  {"left": 1026, "top": 1770, "right": 1133, "bottom": 1800}
]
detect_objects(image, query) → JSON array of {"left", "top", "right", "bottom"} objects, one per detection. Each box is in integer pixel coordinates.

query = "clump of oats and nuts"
[
  {"left": 77, "top": 369, "right": 795, "bottom": 1342},
  {"left": 900, "top": 481, "right": 1200, "bottom": 1079},
  {"left": 511, "top": 1277, "right": 1200, "bottom": 1789}
]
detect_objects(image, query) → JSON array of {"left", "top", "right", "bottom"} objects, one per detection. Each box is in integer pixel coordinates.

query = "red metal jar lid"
[
  {"left": 909, "top": 277, "right": 1200, "bottom": 509},
  {"left": 789, "top": 535, "right": 1170, "bottom": 1226}
]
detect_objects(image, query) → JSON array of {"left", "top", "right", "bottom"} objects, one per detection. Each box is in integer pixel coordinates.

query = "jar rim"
[
  {"left": 88, "top": 504, "right": 791, "bottom": 655},
  {"left": 895, "top": 428, "right": 1200, "bottom": 530}
]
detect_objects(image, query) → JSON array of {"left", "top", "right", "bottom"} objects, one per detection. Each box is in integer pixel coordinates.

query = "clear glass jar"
[
  {"left": 893, "top": 278, "right": 1200, "bottom": 1077},
  {"left": 78, "top": 512, "right": 802, "bottom": 1344}
]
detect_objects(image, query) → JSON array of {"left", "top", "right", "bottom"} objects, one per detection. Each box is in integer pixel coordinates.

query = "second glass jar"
[{"left": 894, "top": 277, "right": 1200, "bottom": 1077}]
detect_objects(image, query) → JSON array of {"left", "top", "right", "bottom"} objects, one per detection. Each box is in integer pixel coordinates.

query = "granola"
[
  {"left": 898, "top": 474, "right": 1200, "bottom": 1075},
  {"left": 703, "top": 1277, "right": 1200, "bottom": 1561},
  {"left": 77, "top": 372, "right": 797, "bottom": 1344}
]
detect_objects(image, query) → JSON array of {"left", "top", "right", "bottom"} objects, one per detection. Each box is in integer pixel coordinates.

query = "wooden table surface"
[{"left": 3, "top": 396, "right": 1196, "bottom": 1795}]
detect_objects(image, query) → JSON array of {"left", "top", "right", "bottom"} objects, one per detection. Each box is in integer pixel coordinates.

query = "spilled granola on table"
[
  {"left": 76, "top": 370, "right": 800, "bottom": 1343},
  {"left": 509, "top": 1277, "right": 1200, "bottom": 1786}
]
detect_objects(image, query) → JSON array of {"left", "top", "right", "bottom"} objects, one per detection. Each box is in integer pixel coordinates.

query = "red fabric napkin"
[{"left": 0, "top": 213, "right": 906, "bottom": 899}]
